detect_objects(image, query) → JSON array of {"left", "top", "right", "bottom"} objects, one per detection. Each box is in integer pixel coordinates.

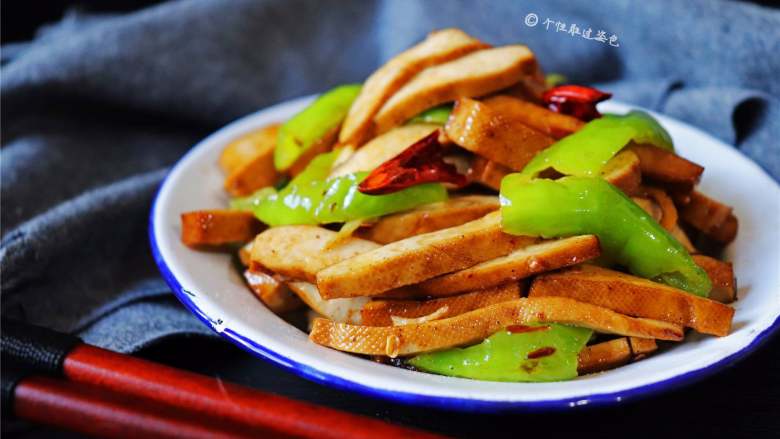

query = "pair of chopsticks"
[{"left": 1, "top": 319, "right": 444, "bottom": 438}]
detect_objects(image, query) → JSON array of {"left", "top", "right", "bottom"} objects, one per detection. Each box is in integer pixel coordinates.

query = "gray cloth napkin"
[{"left": 2, "top": 0, "right": 778, "bottom": 352}]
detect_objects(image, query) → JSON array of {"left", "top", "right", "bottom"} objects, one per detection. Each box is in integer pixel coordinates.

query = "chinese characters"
[{"left": 525, "top": 13, "right": 620, "bottom": 47}]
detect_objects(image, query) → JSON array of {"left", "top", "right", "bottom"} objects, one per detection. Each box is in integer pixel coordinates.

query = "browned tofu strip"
[
  {"left": 360, "top": 283, "right": 521, "bottom": 326},
  {"left": 679, "top": 191, "right": 738, "bottom": 244},
  {"left": 693, "top": 255, "right": 737, "bottom": 303},
  {"left": 238, "top": 241, "right": 253, "bottom": 267},
  {"left": 528, "top": 265, "right": 734, "bottom": 336},
  {"left": 316, "top": 212, "right": 538, "bottom": 299},
  {"left": 416, "top": 235, "right": 600, "bottom": 297},
  {"left": 219, "top": 124, "right": 280, "bottom": 196},
  {"left": 498, "top": 62, "right": 548, "bottom": 103},
  {"left": 356, "top": 195, "right": 500, "bottom": 244},
  {"left": 244, "top": 268, "right": 302, "bottom": 314},
  {"left": 467, "top": 156, "right": 512, "bottom": 191},
  {"left": 708, "top": 214, "right": 739, "bottom": 244},
  {"left": 577, "top": 337, "right": 659, "bottom": 374},
  {"left": 251, "top": 226, "right": 380, "bottom": 283},
  {"left": 339, "top": 29, "right": 486, "bottom": 147},
  {"left": 374, "top": 46, "right": 539, "bottom": 135},
  {"left": 577, "top": 338, "right": 632, "bottom": 374},
  {"left": 445, "top": 97, "right": 555, "bottom": 171},
  {"left": 600, "top": 150, "right": 642, "bottom": 195},
  {"left": 628, "top": 337, "right": 658, "bottom": 358},
  {"left": 180, "top": 210, "right": 262, "bottom": 247},
  {"left": 482, "top": 95, "right": 584, "bottom": 139},
  {"left": 218, "top": 124, "right": 278, "bottom": 174},
  {"left": 628, "top": 144, "right": 704, "bottom": 191},
  {"left": 309, "top": 297, "right": 684, "bottom": 357}
]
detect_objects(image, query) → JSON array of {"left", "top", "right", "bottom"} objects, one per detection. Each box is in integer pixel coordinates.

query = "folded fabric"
[{"left": 2, "top": 0, "right": 778, "bottom": 352}]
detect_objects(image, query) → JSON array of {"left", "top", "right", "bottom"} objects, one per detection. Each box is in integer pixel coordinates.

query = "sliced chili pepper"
[
  {"left": 542, "top": 85, "right": 612, "bottom": 121},
  {"left": 358, "top": 130, "right": 467, "bottom": 195},
  {"left": 527, "top": 346, "right": 556, "bottom": 359},
  {"left": 506, "top": 325, "right": 550, "bottom": 334}
]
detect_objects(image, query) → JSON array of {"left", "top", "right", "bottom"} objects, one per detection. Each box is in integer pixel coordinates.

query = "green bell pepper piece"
[
  {"left": 233, "top": 150, "right": 448, "bottom": 226},
  {"left": 545, "top": 73, "right": 568, "bottom": 87},
  {"left": 500, "top": 175, "right": 711, "bottom": 296},
  {"left": 520, "top": 111, "right": 674, "bottom": 180},
  {"left": 274, "top": 84, "right": 362, "bottom": 171},
  {"left": 407, "top": 105, "right": 452, "bottom": 125},
  {"left": 408, "top": 323, "right": 592, "bottom": 382}
]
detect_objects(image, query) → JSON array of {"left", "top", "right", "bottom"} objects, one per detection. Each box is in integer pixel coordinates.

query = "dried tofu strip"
[
  {"left": 339, "top": 29, "right": 486, "bottom": 147},
  {"left": 181, "top": 210, "right": 262, "bottom": 247},
  {"left": 244, "top": 269, "right": 302, "bottom": 314},
  {"left": 601, "top": 150, "right": 642, "bottom": 195},
  {"left": 238, "top": 241, "right": 253, "bottom": 267},
  {"left": 528, "top": 265, "right": 734, "bottom": 336},
  {"left": 467, "top": 156, "right": 512, "bottom": 191},
  {"left": 287, "top": 281, "right": 368, "bottom": 324},
  {"left": 251, "top": 226, "right": 380, "bottom": 283},
  {"left": 679, "top": 191, "right": 738, "bottom": 244},
  {"left": 356, "top": 195, "right": 500, "bottom": 244},
  {"left": 499, "top": 62, "right": 548, "bottom": 103},
  {"left": 218, "top": 124, "right": 278, "bottom": 175},
  {"left": 483, "top": 95, "right": 584, "bottom": 139},
  {"left": 360, "top": 283, "right": 521, "bottom": 326},
  {"left": 373, "top": 45, "right": 539, "bottom": 135},
  {"left": 628, "top": 144, "right": 704, "bottom": 192},
  {"left": 577, "top": 336, "right": 659, "bottom": 374},
  {"left": 628, "top": 337, "right": 658, "bottom": 359},
  {"left": 391, "top": 307, "right": 450, "bottom": 326},
  {"left": 330, "top": 124, "right": 440, "bottom": 177},
  {"left": 219, "top": 124, "right": 280, "bottom": 196},
  {"left": 692, "top": 255, "right": 737, "bottom": 303},
  {"left": 309, "top": 297, "right": 683, "bottom": 357},
  {"left": 415, "top": 235, "right": 600, "bottom": 297},
  {"left": 577, "top": 338, "right": 632, "bottom": 374},
  {"left": 445, "top": 97, "right": 555, "bottom": 171},
  {"left": 316, "top": 212, "right": 538, "bottom": 299}
]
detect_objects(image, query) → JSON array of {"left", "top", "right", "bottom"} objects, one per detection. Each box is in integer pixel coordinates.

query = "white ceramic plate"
[{"left": 150, "top": 96, "right": 780, "bottom": 412}]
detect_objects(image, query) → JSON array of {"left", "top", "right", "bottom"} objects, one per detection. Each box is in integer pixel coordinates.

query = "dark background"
[{"left": 2, "top": 1, "right": 779, "bottom": 438}]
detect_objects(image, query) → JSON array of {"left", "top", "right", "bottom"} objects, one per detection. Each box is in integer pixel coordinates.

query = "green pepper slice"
[
  {"left": 408, "top": 323, "right": 592, "bottom": 382},
  {"left": 233, "top": 150, "right": 447, "bottom": 226},
  {"left": 407, "top": 105, "right": 452, "bottom": 125},
  {"left": 500, "top": 175, "right": 711, "bottom": 296},
  {"left": 274, "top": 84, "right": 362, "bottom": 171},
  {"left": 519, "top": 111, "right": 674, "bottom": 179}
]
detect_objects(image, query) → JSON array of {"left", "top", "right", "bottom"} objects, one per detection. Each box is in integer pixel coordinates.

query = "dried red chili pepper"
[
  {"left": 542, "top": 85, "right": 612, "bottom": 121},
  {"left": 358, "top": 130, "right": 467, "bottom": 195}
]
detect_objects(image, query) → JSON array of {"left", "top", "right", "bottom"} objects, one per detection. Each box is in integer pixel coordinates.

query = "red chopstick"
[
  {"left": 2, "top": 319, "right": 445, "bottom": 439},
  {"left": 14, "top": 375, "right": 261, "bottom": 439},
  {"left": 58, "top": 344, "right": 441, "bottom": 439}
]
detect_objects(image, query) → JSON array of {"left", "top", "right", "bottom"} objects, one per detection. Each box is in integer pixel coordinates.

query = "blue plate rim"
[{"left": 148, "top": 100, "right": 780, "bottom": 413}]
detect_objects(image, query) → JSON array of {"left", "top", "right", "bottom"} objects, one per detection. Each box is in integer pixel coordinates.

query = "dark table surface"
[{"left": 8, "top": 327, "right": 779, "bottom": 438}]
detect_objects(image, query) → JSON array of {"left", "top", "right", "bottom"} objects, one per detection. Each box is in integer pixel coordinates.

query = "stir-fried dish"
[{"left": 180, "top": 29, "right": 738, "bottom": 382}]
